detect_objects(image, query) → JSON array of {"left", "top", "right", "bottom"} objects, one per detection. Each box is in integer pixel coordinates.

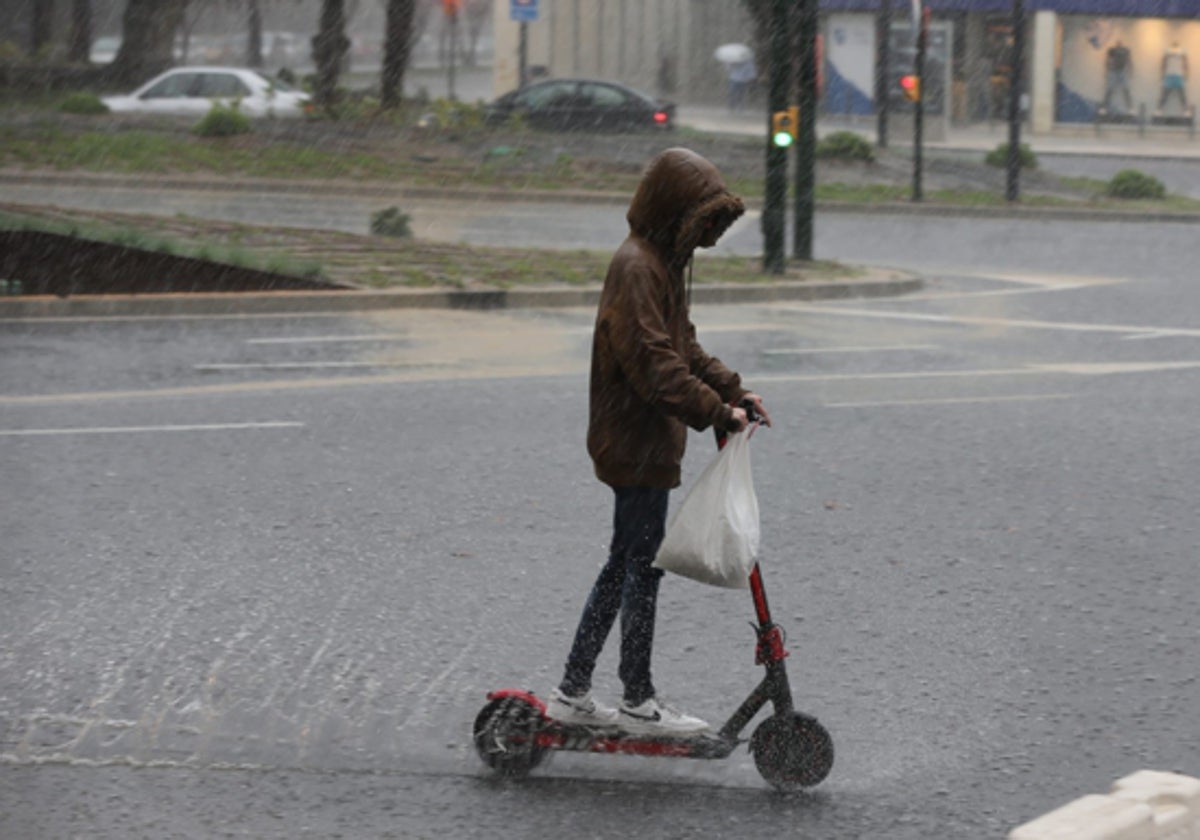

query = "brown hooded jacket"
[{"left": 587, "top": 147, "right": 749, "bottom": 490}]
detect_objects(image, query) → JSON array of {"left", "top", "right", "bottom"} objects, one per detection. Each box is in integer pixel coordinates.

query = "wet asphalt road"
[{"left": 3, "top": 208, "right": 1200, "bottom": 838}]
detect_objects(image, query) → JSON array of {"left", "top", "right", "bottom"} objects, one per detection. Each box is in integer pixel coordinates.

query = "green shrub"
[
  {"left": 422, "top": 97, "right": 487, "bottom": 133},
  {"left": 370, "top": 206, "right": 412, "bottom": 238},
  {"left": 0, "top": 40, "right": 26, "bottom": 62},
  {"left": 193, "top": 102, "right": 252, "bottom": 137},
  {"left": 1105, "top": 169, "right": 1166, "bottom": 200},
  {"left": 984, "top": 142, "right": 1038, "bottom": 169},
  {"left": 815, "top": 130, "right": 875, "bottom": 162},
  {"left": 59, "top": 92, "right": 109, "bottom": 115}
]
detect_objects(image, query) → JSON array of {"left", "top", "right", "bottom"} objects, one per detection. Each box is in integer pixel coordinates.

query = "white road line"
[
  {"left": 0, "top": 421, "right": 304, "bottom": 437},
  {"left": 757, "top": 360, "right": 1200, "bottom": 384},
  {"left": 762, "top": 344, "right": 938, "bottom": 355},
  {"left": 1030, "top": 360, "right": 1200, "bottom": 375},
  {"left": 775, "top": 303, "right": 1200, "bottom": 339},
  {"left": 825, "top": 393, "right": 1075, "bottom": 409},
  {"left": 755, "top": 367, "right": 1039, "bottom": 383},
  {"left": 246, "top": 334, "right": 405, "bottom": 344},
  {"left": 195, "top": 361, "right": 445, "bottom": 372}
]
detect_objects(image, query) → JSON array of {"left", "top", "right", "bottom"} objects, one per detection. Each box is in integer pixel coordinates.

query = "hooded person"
[{"left": 547, "top": 147, "right": 773, "bottom": 734}]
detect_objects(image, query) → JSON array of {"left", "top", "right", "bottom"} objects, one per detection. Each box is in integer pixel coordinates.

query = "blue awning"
[{"left": 820, "top": 0, "right": 1200, "bottom": 16}]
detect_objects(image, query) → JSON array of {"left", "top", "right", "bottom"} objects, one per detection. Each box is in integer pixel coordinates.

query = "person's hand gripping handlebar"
[{"left": 728, "top": 393, "right": 772, "bottom": 433}]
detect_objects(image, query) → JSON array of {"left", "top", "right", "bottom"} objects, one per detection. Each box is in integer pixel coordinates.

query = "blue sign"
[{"left": 511, "top": 0, "right": 539, "bottom": 23}]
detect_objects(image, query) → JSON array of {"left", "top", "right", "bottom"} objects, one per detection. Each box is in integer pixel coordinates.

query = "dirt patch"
[{"left": 0, "top": 230, "right": 348, "bottom": 296}]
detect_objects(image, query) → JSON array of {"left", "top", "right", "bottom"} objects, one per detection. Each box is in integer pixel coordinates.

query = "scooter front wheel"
[
  {"left": 750, "top": 712, "right": 834, "bottom": 790},
  {"left": 473, "top": 696, "right": 547, "bottom": 777}
]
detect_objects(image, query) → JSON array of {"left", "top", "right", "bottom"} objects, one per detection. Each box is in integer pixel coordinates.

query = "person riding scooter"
[{"left": 546, "top": 147, "right": 772, "bottom": 735}]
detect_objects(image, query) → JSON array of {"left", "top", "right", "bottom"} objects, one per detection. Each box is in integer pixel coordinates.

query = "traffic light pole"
[
  {"left": 1005, "top": 0, "right": 1026, "bottom": 202},
  {"left": 911, "top": 5, "right": 927, "bottom": 202},
  {"left": 793, "top": 0, "right": 818, "bottom": 262},
  {"left": 762, "top": 0, "right": 792, "bottom": 275},
  {"left": 876, "top": 0, "right": 892, "bottom": 149}
]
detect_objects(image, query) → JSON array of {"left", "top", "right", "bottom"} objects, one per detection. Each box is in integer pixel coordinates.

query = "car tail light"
[{"left": 653, "top": 110, "right": 669, "bottom": 124}]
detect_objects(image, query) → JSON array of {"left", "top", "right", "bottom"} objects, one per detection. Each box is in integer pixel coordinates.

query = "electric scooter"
[{"left": 473, "top": 405, "right": 834, "bottom": 790}]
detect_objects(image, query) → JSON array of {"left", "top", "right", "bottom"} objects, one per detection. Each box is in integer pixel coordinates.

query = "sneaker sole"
[{"left": 617, "top": 716, "right": 710, "bottom": 736}]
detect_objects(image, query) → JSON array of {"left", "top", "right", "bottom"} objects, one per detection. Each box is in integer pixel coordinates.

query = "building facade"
[{"left": 493, "top": 0, "right": 1200, "bottom": 133}]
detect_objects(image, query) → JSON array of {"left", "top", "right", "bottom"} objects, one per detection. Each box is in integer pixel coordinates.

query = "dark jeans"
[{"left": 559, "top": 486, "right": 668, "bottom": 706}]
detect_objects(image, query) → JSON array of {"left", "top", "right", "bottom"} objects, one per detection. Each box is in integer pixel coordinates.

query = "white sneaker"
[
  {"left": 546, "top": 688, "right": 619, "bottom": 728},
  {"left": 618, "top": 697, "right": 710, "bottom": 735}
]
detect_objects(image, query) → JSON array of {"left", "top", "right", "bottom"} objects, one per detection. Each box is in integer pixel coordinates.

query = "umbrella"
[{"left": 714, "top": 43, "right": 753, "bottom": 64}]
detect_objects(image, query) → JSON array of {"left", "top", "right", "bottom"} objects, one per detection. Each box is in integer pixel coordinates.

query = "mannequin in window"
[
  {"left": 1103, "top": 40, "right": 1132, "bottom": 112},
  {"left": 1160, "top": 41, "right": 1189, "bottom": 111}
]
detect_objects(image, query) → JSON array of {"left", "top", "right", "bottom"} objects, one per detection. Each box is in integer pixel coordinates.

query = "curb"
[
  {"left": 0, "top": 169, "right": 632, "bottom": 207},
  {"left": 3, "top": 170, "right": 1197, "bottom": 225},
  {"left": 0, "top": 275, "right": 923, "bottom": 319}
]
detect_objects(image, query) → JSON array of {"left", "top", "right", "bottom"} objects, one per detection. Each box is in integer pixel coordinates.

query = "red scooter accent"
[{"left": 473, "top": 400, "right": 834, "bottom": 789}]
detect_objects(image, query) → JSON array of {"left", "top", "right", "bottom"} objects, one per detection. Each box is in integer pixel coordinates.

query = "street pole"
[
  {"left": 762, "top": 0, "right": 792, "bottom": 275},
  {"left": 1005, "top": 0, "right": 1026, "bottom": 202},
  {"left": 447, "top": 6, "right": 458, "bottom": 100},
  {"left": 518, "top": 21, "right": 528, "bottom": 87},
  {"left": 912, "top": 4, "right": 926, "bottom": 202},
  {"left": 876, "top": 0, "right": 892, "bottom": 148},
  {"left": 793, "top": 0, "right": 818, "bottom": 262}
]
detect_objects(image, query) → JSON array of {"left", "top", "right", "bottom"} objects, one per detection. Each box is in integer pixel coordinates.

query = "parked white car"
[{"left": 102, "top": 67, "right": 310, "bottom": 118}]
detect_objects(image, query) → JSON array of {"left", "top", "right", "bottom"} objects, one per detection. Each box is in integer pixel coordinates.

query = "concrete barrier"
[{"left": 1010, "top": 770, "right": 1200, "bottom": 840}]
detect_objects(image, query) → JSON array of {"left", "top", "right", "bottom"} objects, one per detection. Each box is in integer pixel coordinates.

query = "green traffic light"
[{"left": 772, "top": 131, "right": 794, "bottom": 148}]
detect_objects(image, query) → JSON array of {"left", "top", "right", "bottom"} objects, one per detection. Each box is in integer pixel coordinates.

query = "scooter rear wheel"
[
  {"left": 750, "top": 712, "right": 834, "bottom": 790},
  {"left": 473, "top": 696, "right": 547, "bottom": 777}
]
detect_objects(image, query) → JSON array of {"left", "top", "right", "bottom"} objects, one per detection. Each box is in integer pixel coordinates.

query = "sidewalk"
[{"left": 678, "top": 104, "right": 1200, "bottom": 160}]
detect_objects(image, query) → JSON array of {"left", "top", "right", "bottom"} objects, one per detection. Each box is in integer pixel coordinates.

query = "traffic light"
[
  {"left": 899, "top": 74, "right": 921, "bottom": 103},
  {"left": 771, "top": 106, "right": 799, "bottom": 148}
]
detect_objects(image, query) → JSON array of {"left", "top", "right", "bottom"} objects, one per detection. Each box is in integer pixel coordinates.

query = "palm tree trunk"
[
  {"left": 380, "top": 0, "right": 416, "bottom": 109},
  {"left": 108, "top": 0, "right": 187, "bottom": 87},
  {"left": 247, "top": 0, "right": 264, "bottom": 68},
  {"left": 68, "top": 0, "right": 94, "bottom": 64},
  {"left": 312, "top": 0, "right": 350, "bottom": 109},
  {"left": 32, "top": 0, "right": 56, "bottom": 56}
]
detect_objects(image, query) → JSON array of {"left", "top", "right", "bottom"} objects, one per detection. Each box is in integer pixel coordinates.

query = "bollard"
[{"left": 1010, "top": 770, "right": 1200, "bottom": 840}]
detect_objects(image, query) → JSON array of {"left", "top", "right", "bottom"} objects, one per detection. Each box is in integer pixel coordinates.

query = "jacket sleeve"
[
  {"left": 605, "top": 265, "right": 737, "bottom": 432},
  {"left": 686, "top": 320, "right": 749, "bottom": 405}
]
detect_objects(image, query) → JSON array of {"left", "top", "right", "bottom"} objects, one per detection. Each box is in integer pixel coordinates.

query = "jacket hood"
[{"left": 625, "top": 147, "right": 745, "bottom": 265}]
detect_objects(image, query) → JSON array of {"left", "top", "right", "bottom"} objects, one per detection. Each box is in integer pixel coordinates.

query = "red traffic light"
[{"left": 899, "top": 74, "right": 920, "bottom": 102}]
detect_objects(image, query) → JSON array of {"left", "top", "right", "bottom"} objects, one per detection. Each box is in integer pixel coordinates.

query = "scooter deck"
[{"left": 537, "top": 721, "right": 739, "bottom": 760}]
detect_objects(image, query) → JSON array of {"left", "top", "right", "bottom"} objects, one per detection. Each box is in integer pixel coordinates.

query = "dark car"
[{"left": 486, "top": 78, "right": 675, "bottom": 132}]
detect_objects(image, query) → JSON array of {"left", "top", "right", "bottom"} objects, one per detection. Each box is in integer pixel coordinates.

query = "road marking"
[
  {"left": 755, "top": 367, "right": 1040, "bottom": 383},
  {"left": 758, "top": 360, "right": 1200, "bottom": 384},
  {"left": 825, "top": 393, "right": 1075, "bottom": 409},
  {"left": 762, "top": 344, "right": 938, "bottom": 355},
  {"left": 6, "top": 358, "right": 1200, "bottom": 407},
  {"left": 1120, "top": 330, "right": 1193, "bottom": 341},
  {"left": 0, "top": 364, "right": 585, "bottom": 405},
  {"left": 1030, "top": 360, "right": 1200, "bottom": 375},
  {"left": 195, "top": 361, "right": 447, "bottom": 372},
  {"left": 776, "top": 303, "right": 1200, "bottom": 339},
  {"left": 0, "top": 421, "right": 304, "bottom": 437},
  {"left": 246, "top": 334, "right": 406, "bottom": 344}
]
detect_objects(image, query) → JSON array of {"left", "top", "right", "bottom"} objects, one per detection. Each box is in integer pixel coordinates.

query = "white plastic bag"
[{"left": 653, "top": 429, "right": 760, "bottom": 589}]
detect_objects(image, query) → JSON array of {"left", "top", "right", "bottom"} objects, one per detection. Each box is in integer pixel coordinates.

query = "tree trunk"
[
  {"left": 108, "top": 0, "right": 187, "bottom": 87},
  {"left": 380, "top": 0, "right": 415, "bottom": 109},
  {"left": 312, "top": 0, "right": 350, "bottom": 110},
  {"left": 247, "top": 0, "right": 264, "bottom": 68},
  {"left": 32, "top": 0, "right": 56, "bottom": 56},
  {"left": 68, "top": 0, "right": 93, "bottom": 64}
]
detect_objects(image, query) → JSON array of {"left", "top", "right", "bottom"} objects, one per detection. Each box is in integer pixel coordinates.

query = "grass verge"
[{"left": 0, "top": 203, "right": 859, "bottom": 290}]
